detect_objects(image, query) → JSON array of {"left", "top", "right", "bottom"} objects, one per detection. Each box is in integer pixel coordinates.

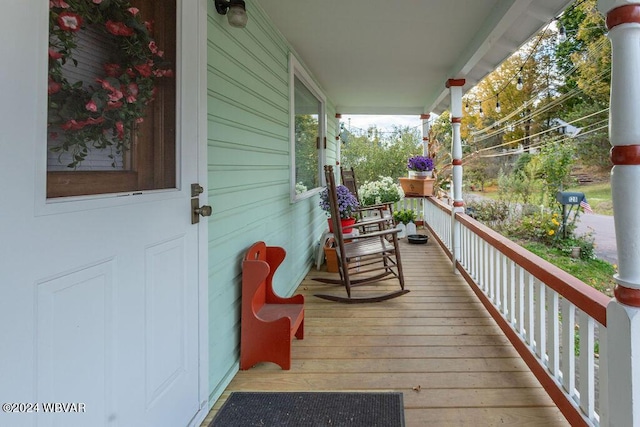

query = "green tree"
[
  {"left": 569, "top": 2, "right": 610, "bottom": 105},
  {"left": 538, "top": 140, "right": 576, "bottom": 206},
  {"left": 556, "top": 1, "right": 589, "bottom": 109},
  {"left": 556, "top": 0, "right": 611, "bottom": 170},
  {"left": 463, "top": 29, "right": 561, "bottom": 155},
  {"left": 341, "top": 125, "right": 422, "bottom": 184}
]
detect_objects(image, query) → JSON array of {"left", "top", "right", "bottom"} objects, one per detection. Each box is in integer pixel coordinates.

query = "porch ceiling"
[{"left": 255, "top": 0, "right": 573, "bottom": 115}]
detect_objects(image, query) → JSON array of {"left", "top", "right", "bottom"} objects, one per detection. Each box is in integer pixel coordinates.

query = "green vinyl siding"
[{"left": 205, "top": 0, "right": 336, "bottom": 405}]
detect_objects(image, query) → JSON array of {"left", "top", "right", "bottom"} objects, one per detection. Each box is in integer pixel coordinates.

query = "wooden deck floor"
[{"left": 201, "top": 233, "right": 570, "bottom": 426}]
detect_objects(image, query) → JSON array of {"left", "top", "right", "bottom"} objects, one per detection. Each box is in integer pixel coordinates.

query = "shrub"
[
  {"left": 505, "top": 210, "right": 566, "bottom": 246},
  {"left": 464, "top": 199, "right": 510, "bottom": 227},
  {"left": 359, "top": 176, "right": 404, "bottom": 206}
]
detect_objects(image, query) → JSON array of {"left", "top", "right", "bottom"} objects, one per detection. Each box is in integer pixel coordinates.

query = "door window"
[{"left": 47, "top": 0, "right": 176, "bottom": 198}]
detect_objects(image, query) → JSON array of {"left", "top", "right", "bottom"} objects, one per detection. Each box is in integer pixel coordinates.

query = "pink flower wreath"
[{"left": 48, "top": 0, "right": 173, "bottom": 168}]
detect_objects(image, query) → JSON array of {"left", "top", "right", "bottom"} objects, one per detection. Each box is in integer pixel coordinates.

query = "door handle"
[
  {"left": 195, "top": 205, "right": 212, "bottom": 217},
  {"left": 191, "top": 198, "right": 212, "bottom": 224}
]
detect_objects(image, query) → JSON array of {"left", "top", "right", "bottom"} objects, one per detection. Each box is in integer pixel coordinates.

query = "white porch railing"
[{"left": 422, "top": 196, "right": 610, "bottom": 427}]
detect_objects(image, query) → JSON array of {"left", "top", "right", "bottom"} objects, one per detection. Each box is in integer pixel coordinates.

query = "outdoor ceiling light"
[{"left": 215, "top": 0, "right": 248, "bottom": 28}]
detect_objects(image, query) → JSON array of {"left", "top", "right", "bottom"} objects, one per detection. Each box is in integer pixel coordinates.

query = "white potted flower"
[{"left": 359, "top": 176, "right": 404, "bottom": 206}]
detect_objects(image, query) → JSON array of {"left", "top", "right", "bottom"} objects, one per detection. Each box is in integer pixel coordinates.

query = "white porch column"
[
  {"left": 421, "top": 113, "right": 431, "bottom": 156},
  {"left": 420, "top": 114, "right": 431, "bottom": 227},
  {"left": 598, "top": 2, "right": 640, "bottom": 426},
  {"left": 447, "top": 79, "right": 465, "bottom": 273},
  {"left": 335, "top": 113, "right": 342, "bottom": 166}
]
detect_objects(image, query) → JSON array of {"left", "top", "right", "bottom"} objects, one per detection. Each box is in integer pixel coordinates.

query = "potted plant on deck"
[
  {"left": 407, "top": 155, "right": 434, "bottom": 178},
  {"left": 400, "top": 155, "right": 436, "bottom": 196},
  {"left": 319, "top": 185, "right": 360, "bottom": 233}
]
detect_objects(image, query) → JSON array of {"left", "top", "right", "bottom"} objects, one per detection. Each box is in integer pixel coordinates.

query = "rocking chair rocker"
[{"left": 314, "top": 165, "right": 408, "bottom": 303}]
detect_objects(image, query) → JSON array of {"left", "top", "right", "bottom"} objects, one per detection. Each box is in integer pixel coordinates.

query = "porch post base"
[{"left": 606, "top": 299, "right": 640, "bottom": 427}]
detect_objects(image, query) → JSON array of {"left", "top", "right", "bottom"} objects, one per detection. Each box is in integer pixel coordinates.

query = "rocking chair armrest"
[
  {"left": 356, "top": 202, "right": 393, "bottom": 211},
  {"left": 357, "top": 227, "right": 400, "bottom": 240},
  {"left": 355, "top": 216, "right": 390, "bottom": 227}
]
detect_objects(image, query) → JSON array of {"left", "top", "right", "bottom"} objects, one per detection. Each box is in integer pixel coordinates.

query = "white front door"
[{"left": 0, "top": 1, "right": 207, "bottom": 426}]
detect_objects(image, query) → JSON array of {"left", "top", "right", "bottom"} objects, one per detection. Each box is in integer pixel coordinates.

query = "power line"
[
  {"left": 466, "top": 0, "right": 594, "bottom": 106},
  {"left": 468, "top": 121, "right": 608, "bottom": 160},
  {"left": 470, "top": 109, "right": 608, "bottom": 154},
  {"left": 469, "top": 36, "right": 610, "bottom": 140}
]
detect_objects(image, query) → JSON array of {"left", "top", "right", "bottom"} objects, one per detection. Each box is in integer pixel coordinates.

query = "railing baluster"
[
  {"left": 448, "top": 208, "right": 452, "bottom": 249},
  {"left": 508, "top": 260, "right": 515, "bottom": 326},
  {"left": 547, "top": 288, "right": 560, "bottom": 377},
  {"left": 535, "top": 278, "right": 546, "bottom": 359},
  {"left": 598, "top": 325, "right": 607, "bottom": 426},
  {"left": 467, "top": 226, "right": 472, "bottom": 273},
  {"left": 487, "top": 245, "right": 496, "bottom": 304},
  {"left": 517, "top": 265, "right": 525, "bottom": 337},
  {"left": 501, "top": 253, "right": 508, "bottom": 316},
  {"left": 461, "top": 224, "right": 468, "bottom": 269},
  {"left": 490, "top": 247, "right": 497, "bottom": 305},
  {"left": 561, "top": 299, "right": 576, "bottom": 400},
  {"left": 526, "top": 271, "right": 534, "bottom": 347},
  {"left": 479, "top": 238, "right": 485, "bottom": 291},
  {"left": 474, "top": 230, "right": 480, "bottom": 283},
  {"left": 495, "top": 251, "right": 502, "bottom": 312},
  {"left": 579, "top": 310, "right": 596, "bottom": 421}
]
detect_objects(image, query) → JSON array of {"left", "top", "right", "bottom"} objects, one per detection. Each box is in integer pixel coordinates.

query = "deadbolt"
[
  {"left": 191, "top": 198, "right": 212, "bottom": 224},
  {"left": 191, "top": 183, "right": 204, "bottom": 197}
]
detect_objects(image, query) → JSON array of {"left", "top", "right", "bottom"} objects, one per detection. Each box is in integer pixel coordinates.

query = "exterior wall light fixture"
[{"left": 215, "top": 0, "right": 248, "bottom": 28}]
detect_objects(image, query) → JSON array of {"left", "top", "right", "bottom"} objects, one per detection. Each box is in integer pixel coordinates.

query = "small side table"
[{"left": 315, "top": 228, "right": 360, "bottom": 270}]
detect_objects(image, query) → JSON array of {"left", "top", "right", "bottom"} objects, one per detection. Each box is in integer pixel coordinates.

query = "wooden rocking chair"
[
  {"left": 341, "top": 167, "right": 394, "bottom": 225},
  {"left": 314, "top": 165, "right": 408, "bottom": 303}
]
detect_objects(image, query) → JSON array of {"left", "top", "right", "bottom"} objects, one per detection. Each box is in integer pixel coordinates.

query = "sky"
[{"left": 341, "top": 115, "right": 423, "bottom": 134}]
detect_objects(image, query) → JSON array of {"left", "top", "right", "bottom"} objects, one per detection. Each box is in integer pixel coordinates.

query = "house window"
[
  {"left": 290, "top": 55, "right": 325, "bottom": 200},
  {"left": 47, "top": 0, "right": 176, "bottom": 198}
]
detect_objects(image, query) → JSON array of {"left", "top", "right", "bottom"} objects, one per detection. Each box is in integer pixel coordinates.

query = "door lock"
[
  {"left": 191, "top": 183, "right": 204, "bottom": 197},
  {"left": 191, "top": 198, "right": 212, "bottom": 224}
]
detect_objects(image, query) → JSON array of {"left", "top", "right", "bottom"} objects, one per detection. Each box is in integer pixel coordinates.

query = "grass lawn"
[
  {"left": 523, "top": 242, "right": 616, "bottom": 296},
  {"left": 566, "top": 181, "right": 613, "bottom": 215},
  {"left": 467, "top": 181, "right": 613, "bottom": 215}
]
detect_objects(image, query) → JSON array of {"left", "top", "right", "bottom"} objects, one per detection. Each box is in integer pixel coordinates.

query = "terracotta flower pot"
[{"left": 328, "top": 217, "right": 356, "bottom": 233}]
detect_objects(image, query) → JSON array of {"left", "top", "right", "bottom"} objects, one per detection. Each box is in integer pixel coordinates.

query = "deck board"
[{"left": 200, "top": 232, "right": 570, "bottom": 427}]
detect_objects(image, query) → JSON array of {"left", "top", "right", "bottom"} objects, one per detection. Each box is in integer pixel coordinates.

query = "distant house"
[{"left": 551, "top": 118, "right": 582, "bottom": 137}]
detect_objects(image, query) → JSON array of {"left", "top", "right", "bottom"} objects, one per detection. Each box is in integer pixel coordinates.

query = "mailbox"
[
  {"left": 556, "top": 191, "right": 585, "bottom": 239},
  {"left": 556, "top": 191, "right": 584, "bottom": 205}
]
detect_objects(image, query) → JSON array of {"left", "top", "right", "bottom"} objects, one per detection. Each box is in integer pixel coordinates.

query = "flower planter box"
[{"left": 399, "top": 177, "right": 435, "bottom": 197}]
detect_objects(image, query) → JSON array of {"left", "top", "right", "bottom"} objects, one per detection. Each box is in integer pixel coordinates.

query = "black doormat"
[{"left": 209, "top": 391, "right": 405, "bottom": 427}]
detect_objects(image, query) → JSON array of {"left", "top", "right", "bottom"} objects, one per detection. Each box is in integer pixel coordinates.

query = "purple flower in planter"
[
  {"left": 319, "top": 185, "right": 359, "bottom": 219},
  {"left": 407, "top": 155, "right": 434, "bottom": 171}
]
